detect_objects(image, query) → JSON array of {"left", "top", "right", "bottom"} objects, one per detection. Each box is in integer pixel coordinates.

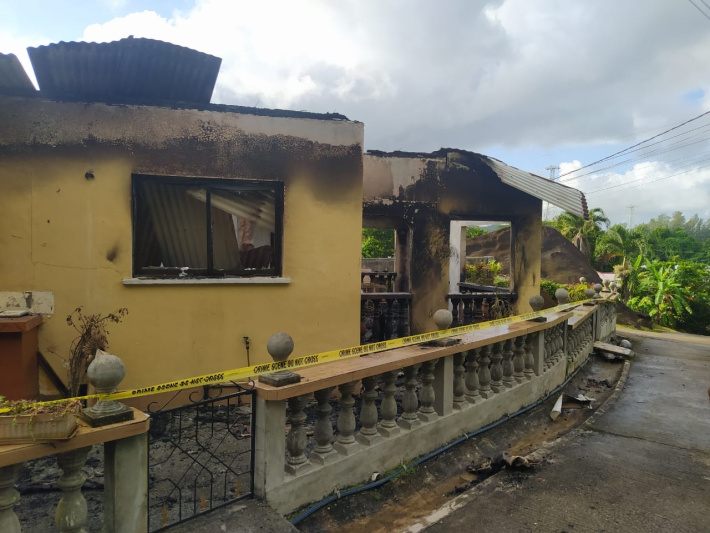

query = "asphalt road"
[{"left": 416, "top": 330, "right": 710, "bottom": 533}]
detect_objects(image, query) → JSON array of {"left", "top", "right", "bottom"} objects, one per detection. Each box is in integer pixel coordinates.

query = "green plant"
[
  {"left": 465, "top": 260, "right": 502, "bottom": 285},
  {"left": 494, "top": 275, "right": 510, "bottom": 288},
  {"left": 362, "top": 228, "right": 395, "bottom": 258},
  {"left": 540, "top": 280, "right": 561, "bottom": 302},
  {"left": 627, "top": 259, "right": 693, "bottom": 327},
  {"left": 465, "top": 226, "right": 488, "bottom": 239},
  {"left": 567, "top": 283, "right": 588, "bottom": 302},
  {"left": 66, "top": 307, "right": 128, "bottom": 398}
]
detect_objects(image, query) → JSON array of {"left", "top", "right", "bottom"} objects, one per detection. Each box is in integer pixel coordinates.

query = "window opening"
[{"left": 133, "top": 175, "right": 283, "bottom": 278}]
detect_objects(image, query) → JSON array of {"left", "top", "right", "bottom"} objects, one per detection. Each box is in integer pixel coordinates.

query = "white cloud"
[{"left": 4, "top": 0, "right": 710, "bottom": 226}]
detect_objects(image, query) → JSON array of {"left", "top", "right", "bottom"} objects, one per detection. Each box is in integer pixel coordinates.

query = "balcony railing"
[
  {"left": 361, "top": 271, "right": 397, "bottom": 293},
  {"left": 446, "top": 291, "right": 517, "bottom": 325},
  {"left": 253, "top": 297, "right": 616, "bottom": 514},
  {"left": 360, "top": 293, "right": 412, "bottom": 344}
]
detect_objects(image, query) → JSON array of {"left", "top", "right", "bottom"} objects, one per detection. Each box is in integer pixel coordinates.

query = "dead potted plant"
[
  {"left": 65, "top": 306, "right": 128, "bottom": 398},
  {"left": 0, "top": 396, "right": 83, "bottom": 444}
]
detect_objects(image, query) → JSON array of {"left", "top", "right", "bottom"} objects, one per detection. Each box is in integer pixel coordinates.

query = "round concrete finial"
[
  {"left": 593, "top": 283, "right": 603, "bottom": 298},
  {"left": 620, "top": 339, "right": 632, "bottom": 349},
  {"left": 267, "top": 332, "right": 294, "bottom": 362},
  {"left": 433, "top": 309, "right": 453, "bottom": 330},
  {"left": 585, "top": 288, "right": 596, "bottom": 299},
  {"left": 603, "top": 279, "right": 611, "bottom": 290},
  {"left": 611, "top": 281, "right": 619, "bottom": 293},
  {"left": 529, "top": 294, "right": 545, "bottom": 312},
  {"left": 555, "top": 288, "right": 569, "bottom": 305},
  {"left": 579, "top": 277, "right": 587, "bottom": 284},
  {"left": 86, "top": 349, "right": 126, "bottom": 395}
]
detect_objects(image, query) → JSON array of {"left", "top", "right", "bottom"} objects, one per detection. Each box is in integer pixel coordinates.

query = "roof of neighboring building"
[
  {"left": 0, "top": 53, "right": 36, "bottom": 96},
  {"left": 366, "top": 148, "right": 588, "bottom": 219}
]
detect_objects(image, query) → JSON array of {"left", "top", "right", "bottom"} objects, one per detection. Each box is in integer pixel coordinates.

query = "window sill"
[{"left": 122, "top": 277, "right": 291, "bottom": 286}]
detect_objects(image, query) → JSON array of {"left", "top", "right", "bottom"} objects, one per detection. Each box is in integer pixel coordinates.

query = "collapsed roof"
[{"left": 366, "top": 149, "right": 588, "bottom": 219}]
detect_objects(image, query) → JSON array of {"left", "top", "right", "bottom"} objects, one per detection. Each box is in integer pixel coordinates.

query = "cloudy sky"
[{"left": 2, "top": 0, "right": 710, "bottom": 226}]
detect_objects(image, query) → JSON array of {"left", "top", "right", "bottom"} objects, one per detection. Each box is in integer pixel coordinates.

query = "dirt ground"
[{"left": 295, "top": 355, "right": 624, "bottom": 533}]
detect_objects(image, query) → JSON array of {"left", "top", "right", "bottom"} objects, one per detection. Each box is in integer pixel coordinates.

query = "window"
[{"left": 132, "top": 175, "right": 283, "bottom": 278}]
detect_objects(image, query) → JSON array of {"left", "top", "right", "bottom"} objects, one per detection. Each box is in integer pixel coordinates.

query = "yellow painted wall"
[{"left": 0, "top": 97, "right": 364, "bottom": 391}]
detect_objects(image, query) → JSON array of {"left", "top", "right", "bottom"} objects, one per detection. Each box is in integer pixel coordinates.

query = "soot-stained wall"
[
  {"left": 0, "top": 95, "right": 364, "bottom": 393},
  {"left": 363, "top": 151, "right": 542, "bottom": 333}
]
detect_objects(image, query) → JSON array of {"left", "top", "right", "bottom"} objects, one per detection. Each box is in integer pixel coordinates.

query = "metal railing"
[{"left": 147, "top": 383, "right": 255, "bottom": 532}]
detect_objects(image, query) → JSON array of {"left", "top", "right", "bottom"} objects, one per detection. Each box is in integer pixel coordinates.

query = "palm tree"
[
  {"left": 551, "top": 207, "right": 610, "bottom": 260},
  {"left": 595, "top": 224, "right": 647, "bottom": 270}
]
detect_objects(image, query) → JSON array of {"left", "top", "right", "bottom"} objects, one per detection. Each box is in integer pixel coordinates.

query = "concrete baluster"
[
  {"left": 285, "top": 395, "right": 311, "bottom": 474},
  {"left": 0, "top": 464, "right": 22, "bottom": 533},
  {"left": 513, "top": 336, "right": 525, "bottom": 383},
  {"left": 477, "top": 344, "right": 492, "bottom": 398},
  {"left": 523, "top": 334, "right": 535, "bottom": 380},
  {"left": 418, "top": 359, "right": 439, "bottom": 422},
  {"left": 378, "top": 370, "right": 401, "bottom": 437},
  {"left": 357, "top": 376, "right": 382, "bottom": 445},
  {"left": 489, "top": 341, "right": 504, "bottom": 393},
  {"left": 453, "top": 352, "right": 467, "bottom": 409},
  {"left": 334, "top": 382, "right": 359, "bottom": 455},
  {"left": 311, "top": 387, "right": 337, "bottom": 465},
  {"left": 464, "top": 349, "right": 481, "bottom": 404},
  {"left": 398, "top": 364, "right": 421, "bottom": 429},
  {"left": 502, "top": 339, "right": 515, "bottom": 387},
  {"left": 55, "top": 446, "right": 91, "bottom": 533}
]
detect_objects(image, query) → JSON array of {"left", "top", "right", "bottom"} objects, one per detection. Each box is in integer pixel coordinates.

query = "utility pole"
[
  {"left": 627, "top": 204, "right": 636, "bottom": 228},
  {"left": 545, "top": 166, "right": 559, "bottom": 220}
]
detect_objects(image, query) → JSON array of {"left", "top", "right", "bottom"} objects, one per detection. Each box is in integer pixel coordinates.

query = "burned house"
[{"left": 0, "top": 38, "right": 364, "bottom": 397}]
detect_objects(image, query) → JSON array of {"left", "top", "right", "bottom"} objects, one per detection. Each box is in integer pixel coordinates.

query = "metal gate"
[{"left": 146, "top": 382, "right": 255, "bottom": 532}]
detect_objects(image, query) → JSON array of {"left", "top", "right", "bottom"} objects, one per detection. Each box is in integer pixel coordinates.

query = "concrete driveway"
[{"left": 416, "top": 330, "right": 710, "bottom": 532}]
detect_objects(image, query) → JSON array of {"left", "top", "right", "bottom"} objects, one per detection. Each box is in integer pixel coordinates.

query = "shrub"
[
  {"left": 540, "top": 280, "right": 561, "bottom": 302},
  {"left": 466, "top": 260, "right": 502, "bottom": 285}
]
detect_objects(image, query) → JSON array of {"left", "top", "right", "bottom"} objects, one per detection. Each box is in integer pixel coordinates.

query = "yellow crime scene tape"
[{"left": 1, "top": 299, "right": 593, "bottom": 412}]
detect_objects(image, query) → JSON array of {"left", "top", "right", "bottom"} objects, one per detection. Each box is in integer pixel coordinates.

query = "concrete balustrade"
[
  {"left": 254, "top": 297, "right": 613, "bottom": 514},
  {"left": 0, "top": 410, "right": 150, "bottom": 533}
]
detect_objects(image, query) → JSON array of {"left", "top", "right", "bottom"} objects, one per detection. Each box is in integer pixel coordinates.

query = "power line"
[
  {"left": 585, "top": 159, "right": 710, "bottom": 197},
  {"left": 555, "top": 109, "right": 710, "bottom": 180},
  {"left": 687, "top": 0, "right": 710, "bottom": 21},
  {"left": 559, "top": 135, "right": 710, "bottom": 186},
  {"left": 585, "top": 155, "right": 710, "bottom": 195}
]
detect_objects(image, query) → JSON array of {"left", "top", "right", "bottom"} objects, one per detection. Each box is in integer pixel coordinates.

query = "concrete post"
[
  {"left": 104, "top": 434, "right": 147, "bottom": 533},
  {"left": 433, "top": 354, "right": 453, "bottom": 417},
  {"left": 254, "top": 397, "right": 286, "bottom": 499}
]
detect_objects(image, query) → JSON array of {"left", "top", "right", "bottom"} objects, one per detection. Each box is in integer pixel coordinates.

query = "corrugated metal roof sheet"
[
  {"left": 27, "top": 37, "right": 221, "bottom": 104},
  {"left": 0, "top": 53, "right": 36, "bottom": 96},
  {"left": 483, "top": 156, "right": 588, "bottom": 219}
]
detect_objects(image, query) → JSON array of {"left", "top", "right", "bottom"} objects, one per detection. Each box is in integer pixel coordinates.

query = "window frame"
[{"left": 131, "top": 174, "right": 284, "bottom": 279}]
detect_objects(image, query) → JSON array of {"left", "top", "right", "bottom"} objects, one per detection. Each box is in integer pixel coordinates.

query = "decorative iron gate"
[{"left": 146, "top": 383, "right": 255, "bottom": 532}]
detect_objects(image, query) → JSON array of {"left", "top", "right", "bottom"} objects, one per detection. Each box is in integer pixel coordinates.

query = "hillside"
[{"left": 466, "top": 226, "right": 602, "bottom": 285}]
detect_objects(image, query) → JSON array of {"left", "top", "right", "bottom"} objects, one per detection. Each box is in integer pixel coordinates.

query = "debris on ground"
[
  {"left": 594, "top": 340, "right": 634, "bottom": 361},
  {"left": 466, "top": 451, "right": 541, "bottom": 475},
  {"left": 586, "top": 378, "right": 613, "bottom": 388},
  {"left": 551, "top": 393, "right": 595, "bottom": 420}
]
